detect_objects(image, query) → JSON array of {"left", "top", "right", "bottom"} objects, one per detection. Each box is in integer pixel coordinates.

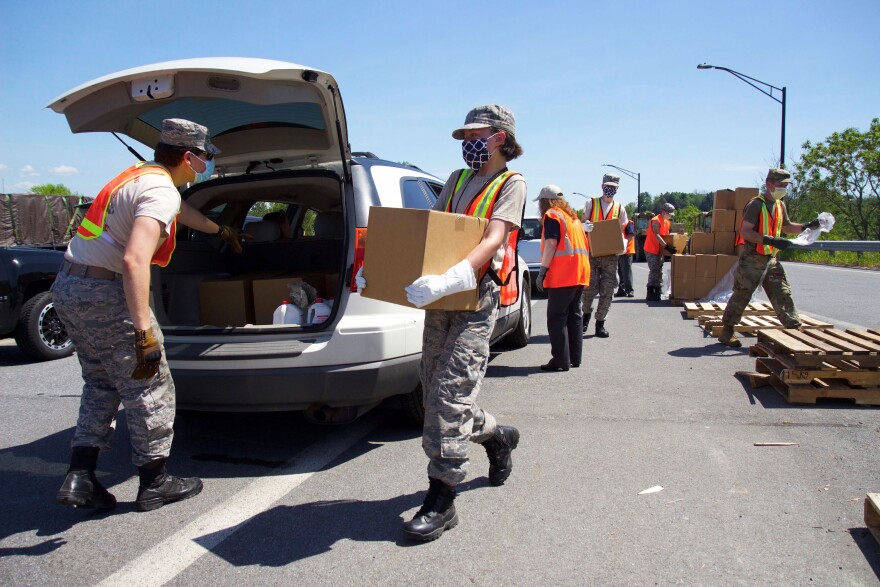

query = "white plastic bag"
[
  {"left": 660, "top": 263, "right": 672, "bottom": 299},
  {"left": 791, "top": 212, "right": 835, "bottom": 246}
]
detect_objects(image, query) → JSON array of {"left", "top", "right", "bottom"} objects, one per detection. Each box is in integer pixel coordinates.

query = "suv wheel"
[
  {"left": 14, "top": 291, "right": 74, "bottom": 361},
  {"left": 501, "top": 283, "right": 531, "bottom": 349},
  {"left": 400, "top": 383, "right": 425, "bottom": 426}
]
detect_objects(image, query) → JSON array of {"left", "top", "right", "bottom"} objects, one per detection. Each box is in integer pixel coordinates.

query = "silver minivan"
[{"left": 49, "top": 58, "right": 531, "bottom": 424}]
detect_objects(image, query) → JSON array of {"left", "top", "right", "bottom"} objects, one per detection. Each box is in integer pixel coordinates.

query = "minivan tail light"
[{"left": 351, "top": 227, "right": 367, "bottom": 292}]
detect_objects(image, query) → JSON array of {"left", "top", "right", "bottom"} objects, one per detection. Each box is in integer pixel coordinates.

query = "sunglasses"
[{"left": 191, "top": 149, "right": 214, "bottom": 161}]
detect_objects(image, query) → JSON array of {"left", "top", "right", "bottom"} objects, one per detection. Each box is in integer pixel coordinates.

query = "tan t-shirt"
[
  {"left": 432, "top": 169, "right": 527, "bottom": 271},
  {"left": 66, "top": 172, "right": 181, "bottom": 274}
]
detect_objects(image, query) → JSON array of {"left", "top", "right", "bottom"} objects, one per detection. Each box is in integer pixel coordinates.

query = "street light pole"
[
  {"left": 601, "top": 164, "right": 641, "bottom": 213},
  {"left": 697, "top": 63, "right": 787, "bottom": 168}
]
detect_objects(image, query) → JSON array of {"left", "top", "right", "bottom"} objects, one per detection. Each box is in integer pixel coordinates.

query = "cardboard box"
[
  {"left": 662, "top": 233, "right": 688, "bottom": 256},
  {"left": 199, "top": 279, "right": 254, "bottom": 327},
  {"left": 361, "top": 207, "right": 489, "bottom": 311},
  {"left": 712, "top": 209, "right": 736, "bottom": 233},
  {"left": 671, "top": 254, "right": 696, "bottom": 301},
  {"left": 588, "top": 218, "right": 625, "bottom": 257},
  {"left": 713, "top": 232, "right": 736, "bottom": 255},
  {"left": 694, "top": 277, "right": 716, "bottom": 300},
  {"left": 715, "top": 254, "right": 738, "bottom": 279},
  {"left": 735, "top": 187, "right": 759, "bottom": 211},
  {"left": 713, "top": 189, "right": 735, "bottom": 210},
  {"left": 695, "top": 254, "right": 717, "bottom": 279},
  {"left": 735, "top": 210, "right": 744, "bottom": 232},
  {"left": 690, "top": 232, "right": 714, "bottom": 254},
  {"left": 252, "top": 276, "right": 304, "bottom": 325}
]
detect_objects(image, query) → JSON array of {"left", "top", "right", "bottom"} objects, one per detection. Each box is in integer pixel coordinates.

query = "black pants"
[
  {"left": 617, "top": 254, "right": 633, "bottom": 294},
  {"left": 546, "top": 285, "right": 584, "bottom": 368}
]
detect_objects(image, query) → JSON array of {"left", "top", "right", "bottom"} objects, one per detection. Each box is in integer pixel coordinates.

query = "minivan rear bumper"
[{"left": 172, "top": 353, "right": 421, "bottom": 412}]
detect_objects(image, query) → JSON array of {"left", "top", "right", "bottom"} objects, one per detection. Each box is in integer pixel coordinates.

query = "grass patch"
[{"left": 782, "top": 249, "right": 880, "bottom": 269}]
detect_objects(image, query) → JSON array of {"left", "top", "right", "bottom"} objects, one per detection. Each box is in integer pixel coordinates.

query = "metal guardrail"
[{"left": 791, "top": 240, "right": 880, "bottom": 252}]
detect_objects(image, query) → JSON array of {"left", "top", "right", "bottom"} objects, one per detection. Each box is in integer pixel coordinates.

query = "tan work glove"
[
  {"left": 132, "top": 328, "right": 162, "bottom": 380},
  {"left": 217, "top": 225, "right": 253, "bottom": 254}
]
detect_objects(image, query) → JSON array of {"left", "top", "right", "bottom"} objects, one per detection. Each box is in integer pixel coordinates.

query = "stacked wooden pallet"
[
  {"left": 683, "top": 301, "right": 775, "bottom": 319},
  {"left": 702, "top": 314, "right": 832, "bottom": 337},
  {"left": 740, "top": 328, "right": 880, "bottom": 405}
]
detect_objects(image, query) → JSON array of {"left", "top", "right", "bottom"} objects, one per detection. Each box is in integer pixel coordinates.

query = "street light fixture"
[
  {"left": 697, "top": 63, "right": 787, "bottom": 168},
  {"left": 601, "top": 164, "right": 641, "bottom": 213}
]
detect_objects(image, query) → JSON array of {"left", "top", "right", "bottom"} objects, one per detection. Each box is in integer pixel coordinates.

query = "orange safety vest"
[
  {"left": 735, "top": 196, "right": 783, "bottom": 255},
  {"left": 77, "top": 162, "right": 179, "bottom": 267},
  {"left": 589, "top": 198, "right": 621, "bottom": 222},
  {"left": 623, "top": 220, "right": 636, "bottom": 254},
  {"left": 540, "top": 208, "right": 590, "bottom": 288},
  {"left": 644, "top": 214, "right": 670, "bottom": 255},
  {"left": 445, "top": 168, "right": 522, "bottom": 307}
]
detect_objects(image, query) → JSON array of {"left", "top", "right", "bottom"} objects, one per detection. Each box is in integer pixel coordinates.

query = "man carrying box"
[
  {"left": 580, "top": 173, "right": 629, "bottom": 337},
  {"left": 718, "top": 168, "right": 822, "bottom": 347},
  {"left": 644, "top": 203, "right": 677, "bottom": 301}
]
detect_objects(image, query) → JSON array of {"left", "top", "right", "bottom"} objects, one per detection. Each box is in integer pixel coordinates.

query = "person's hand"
[
  {"left": 536, "top": 266, "right": 548, "bottom": 293},
  {"left": 405, "top": 259, "right": 477, "bottom": 308},
  {"left": 355, "top": 266, "right": 366, "bottom": 292},
  {"left": 583, "top": 222, "right": 594, "bottom": 233},
  {"left": 804, "top": 218, "right": 821, "bottom": 231},
  {"left": 664, "top": 243, "right": 677, "bottom": 254},
  {"left": 217, "top": 225, "right": 253, "bottom": 254},
  {"left": 762, "top": 235, "right": 792, "bottom": 250},
  {"left": 132, "top": 328, "right": 161, "bottom": 380}
]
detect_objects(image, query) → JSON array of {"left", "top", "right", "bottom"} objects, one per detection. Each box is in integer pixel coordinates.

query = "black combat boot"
[
  {"left": 646, "top": 286, "right": 660, "bottom": 301},
  {"left": 582, "top": 312, "right": 591, "bottom": 333},
  {"left": 595, "top": 320, "right": 609, "bottom": 338},
  {"left": 614, "top": 288, "right": 626, "bottom": 297},
  {"left": 482, "top": 425, "right": 520, "bottom": 486},
  {"left": 403, "top": 477, "right": 458, "bottom": 541},
  {"left": 136, "top": 458, "right": 203, "bottom": 512},
  {"left": 56, "top": 446, "right": 116, "bottom": 510}
]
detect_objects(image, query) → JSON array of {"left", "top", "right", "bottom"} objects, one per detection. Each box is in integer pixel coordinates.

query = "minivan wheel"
[
  {"left": 400, "top": 383, "right": 425, "bottom": 426},
  {"left": 501, "top": 284, "right": 531, "bottom": 349},
  {"left": 14, "top": 291, "right": 74, "bottom": 362}
]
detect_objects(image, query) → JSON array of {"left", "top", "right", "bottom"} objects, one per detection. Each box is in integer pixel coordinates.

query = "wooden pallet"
[
  {"left": 755, "top": 328, "right": 880, "bottom": 367},
  {"left": 752, "top": 357, "right": 880, "bottom": 405},
  {"left": 866, "top": 493, "right": 880, "bottom": 545},
  {"left": 705, "top": 314, "right": 832, "bottom": 337},
  {"left": 684, "top": 301, "right": 775, "bottom": 319}
]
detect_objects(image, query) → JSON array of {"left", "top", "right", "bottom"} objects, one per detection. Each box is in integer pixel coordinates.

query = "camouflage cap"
[
  {"left": 160, "top": 118, "right": 220, "bottom": 155},
  {"left": 534, "top": 184, "right": 564, "bottom": 201},
  {"left": 452, "top": 104, "right": 516, "bottom": 140},
  {"left": 766, "top": 167, "right": 792, "bottom": 184},
  {"left": 663, "top": 203, "right": 676, "bottom": 213},
  {"left": 602, "top": 173, "right": 620, "bottom": 187}
]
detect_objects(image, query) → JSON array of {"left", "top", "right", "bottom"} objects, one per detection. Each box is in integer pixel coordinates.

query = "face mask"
[
  {"left": 771, "top": 187, "right": 787, "bottom": 199},
  {"left": 461, "top": 133, "right": 498, "bottom": 171},
  {"left": 602, "top": 186, "right": 617, "bottom": 198},
  {"left": 190, "top": 155, "right": 215, "bottom": 185}
]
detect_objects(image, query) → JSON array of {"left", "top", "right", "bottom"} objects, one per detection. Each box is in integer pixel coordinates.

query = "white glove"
[
  {"left": 405, "top": 259, "right": 477, "bottom": 308},
  {"left": 584, "top": 221, "right": 594, "bottom": 233},
  {"left": 355, "top": 266, "right": 366, "bottom": 292}
]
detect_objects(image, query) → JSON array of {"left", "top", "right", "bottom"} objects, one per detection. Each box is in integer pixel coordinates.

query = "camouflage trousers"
[
  {"left": 51, "top": 271, "right": 176, "bottom": 466},
  {"left": 646, "top": 252, "right": 665, "bottom": 287},
  {"left": 581, "top": 254, "right": 619, "bottom": 320},
  {"left": 721, "top": 251, "right": 801, "bottom": 329},
  {"left": 420, "top": 278, "right": 499, "bottom": 486}
]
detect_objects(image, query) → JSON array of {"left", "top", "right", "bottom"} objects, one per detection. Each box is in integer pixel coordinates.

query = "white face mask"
[{"left": 771, "top": 187, "right": 787, "bottom": 199}]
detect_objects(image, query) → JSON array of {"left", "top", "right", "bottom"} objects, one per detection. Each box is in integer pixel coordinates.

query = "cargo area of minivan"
[{"left": 152, "top": 171, "right": 347, "bottom": 330}]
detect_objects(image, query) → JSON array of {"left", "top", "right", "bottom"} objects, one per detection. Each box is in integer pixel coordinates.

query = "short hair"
[
  {"left": 154, "top": 142, "right": 188, "bottom": 167},
  {"left": 492, "top": 128, "right": 524, "bottom": 161}
]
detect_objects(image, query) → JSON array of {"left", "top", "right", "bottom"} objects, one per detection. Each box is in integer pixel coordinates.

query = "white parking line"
[{"left": 96, "top": 414, "right": 383, "bottom": 587}]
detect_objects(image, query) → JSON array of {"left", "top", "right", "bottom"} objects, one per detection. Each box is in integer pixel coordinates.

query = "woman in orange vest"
[{"left": 535, "top": 186, "right": 590, "bottom": 371}]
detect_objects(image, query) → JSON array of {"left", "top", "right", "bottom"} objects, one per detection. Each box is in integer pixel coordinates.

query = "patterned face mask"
[
  {"left": 602, "top": 186, "right": 617, "bottom": 198},
  {"left": 461, "top": 133, "right": 499, "bottom": 171}
]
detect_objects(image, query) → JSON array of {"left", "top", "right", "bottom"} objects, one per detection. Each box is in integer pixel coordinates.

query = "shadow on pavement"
[
  {"left": 0, "top": 344, "right": 42, "bottom": 367},
  {"left": 848, "top": 527, "right": 880, "bottom": 581}
]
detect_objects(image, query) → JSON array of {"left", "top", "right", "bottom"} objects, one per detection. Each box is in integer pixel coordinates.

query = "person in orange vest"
[
  {"left": 643, "top": 202, "right": 677, "bottom": 301},
  {"left": 52, "top": 119, "right": 250, "bottom": 513},
  {"left": 534, "top": 185, "right": 590, "bottom": 371},
  {"left": 615, "top": 219, "right": 637, "bottom": 297},
  {"left": 718, "top": 167, "right": 823, "bottom": 346}
]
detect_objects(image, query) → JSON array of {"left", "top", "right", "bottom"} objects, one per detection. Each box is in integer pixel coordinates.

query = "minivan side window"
[{"left": 402, "top": 179, "right": 435, "bottom": 210}]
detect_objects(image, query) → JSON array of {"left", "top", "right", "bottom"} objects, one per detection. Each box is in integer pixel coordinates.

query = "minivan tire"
[
  {"left": 501, "top": 284, "right": 531, "bottom": 349},
  {"left": 14, "top": 291, "right": 74, "bottom": 361},
  {"left": 400, "top": 383, "right": 425, "bottom": 426}
]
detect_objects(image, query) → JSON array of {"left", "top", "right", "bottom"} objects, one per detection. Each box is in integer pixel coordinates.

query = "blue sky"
[{"left": 1, "top": 0, "right": 878, "bottom": 217}]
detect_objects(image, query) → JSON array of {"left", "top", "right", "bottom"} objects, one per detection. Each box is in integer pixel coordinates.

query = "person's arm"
[
  {"left": 650, "top": 219, "right": 666, "bottom": 248},
  {"left": 466, "top": 218, "right": 511, "bottom": 270},
  {"left": 177, "top": 200, "right": 220, "bottom": 234},
  {"left": 739, "top": 220, "right": 764, "bottom": 245},
  {"left": 123, "top": 216, "right": 162, "bottom": 330}
]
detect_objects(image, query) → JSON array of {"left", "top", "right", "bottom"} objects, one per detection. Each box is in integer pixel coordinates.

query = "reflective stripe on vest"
[
  {"left": 541, "top": 208, "right": 590, "bottom": 288},
  {"left": 735, "top": 196, "right": 783, "bottom": 255},
  {"left": 78, "top": 162, "right": 179, "bottom": 267},
  {"left": 589, "top": 198, "right": 620, "bottom": 223},
  {"left": 446, "top": 168, "right": 522, "bottom": 307},
  {"left": 644, "top": 214, "right": 670, "bottom": 255}
]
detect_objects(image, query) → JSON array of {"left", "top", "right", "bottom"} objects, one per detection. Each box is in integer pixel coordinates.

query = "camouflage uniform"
[
  {"left": 646, "top": 252, "right": 664, "bottom": 288},
  {"left": 721, "top": 249, "right": 801, "bottom": 329},
  {"left": 421, "top": 278, "right": 498, "bottom": 486},
  {"left": 581, "top": 254, "right": 619, "bottom": 320},
  {"left": 51, "top": 271, "right": 175, "bottom": 466}
]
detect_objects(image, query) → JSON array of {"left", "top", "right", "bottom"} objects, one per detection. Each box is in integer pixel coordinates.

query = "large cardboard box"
[
  {"left": 713, "top": 189, "right": 735, "bottom": 210},
  {"left": 735, "top": 187, "right": 759, "bottom": 211},
  {"left": 735, "top": 210, "right": 744, "bottom": 233},
  {"left": 199, "top": 279, "right": 254, "bottom": 327},
  {"left": 690, "top": 232, "right": 714, "bottom": 254},
  {"left": 662, "top": 233, "right": 688, "bottom": 257},
  {"left": 252, "top": 276, "right": 305, "bottom": 325},
  {"left": 361, "top": 207, "right": 489, "bottom": 311},
  {"left": 671, "top": 254, "right": 696, "bottom": 300},
  {"left": 588, "top": 218, "right": 625, "bottom": 257},
  {"left": 715, "top": 254, "right": 738, "bottom": 279},
  {"left": 712, "top": 209, "right": 736, "bottom": 233},
  {"left": 695, "top": 254, "right": 717, "bottom": 279},
  {"left": 713, "top": 232, "right": 736, "bottom": 255}
]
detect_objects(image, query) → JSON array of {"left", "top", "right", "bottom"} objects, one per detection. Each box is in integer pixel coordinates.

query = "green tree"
[
  {"left": 792, "top": 118, "right": 880, "bottom": 240},
  {"left": 29, "top": 183, "right": 81, "bottom": 196}
]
